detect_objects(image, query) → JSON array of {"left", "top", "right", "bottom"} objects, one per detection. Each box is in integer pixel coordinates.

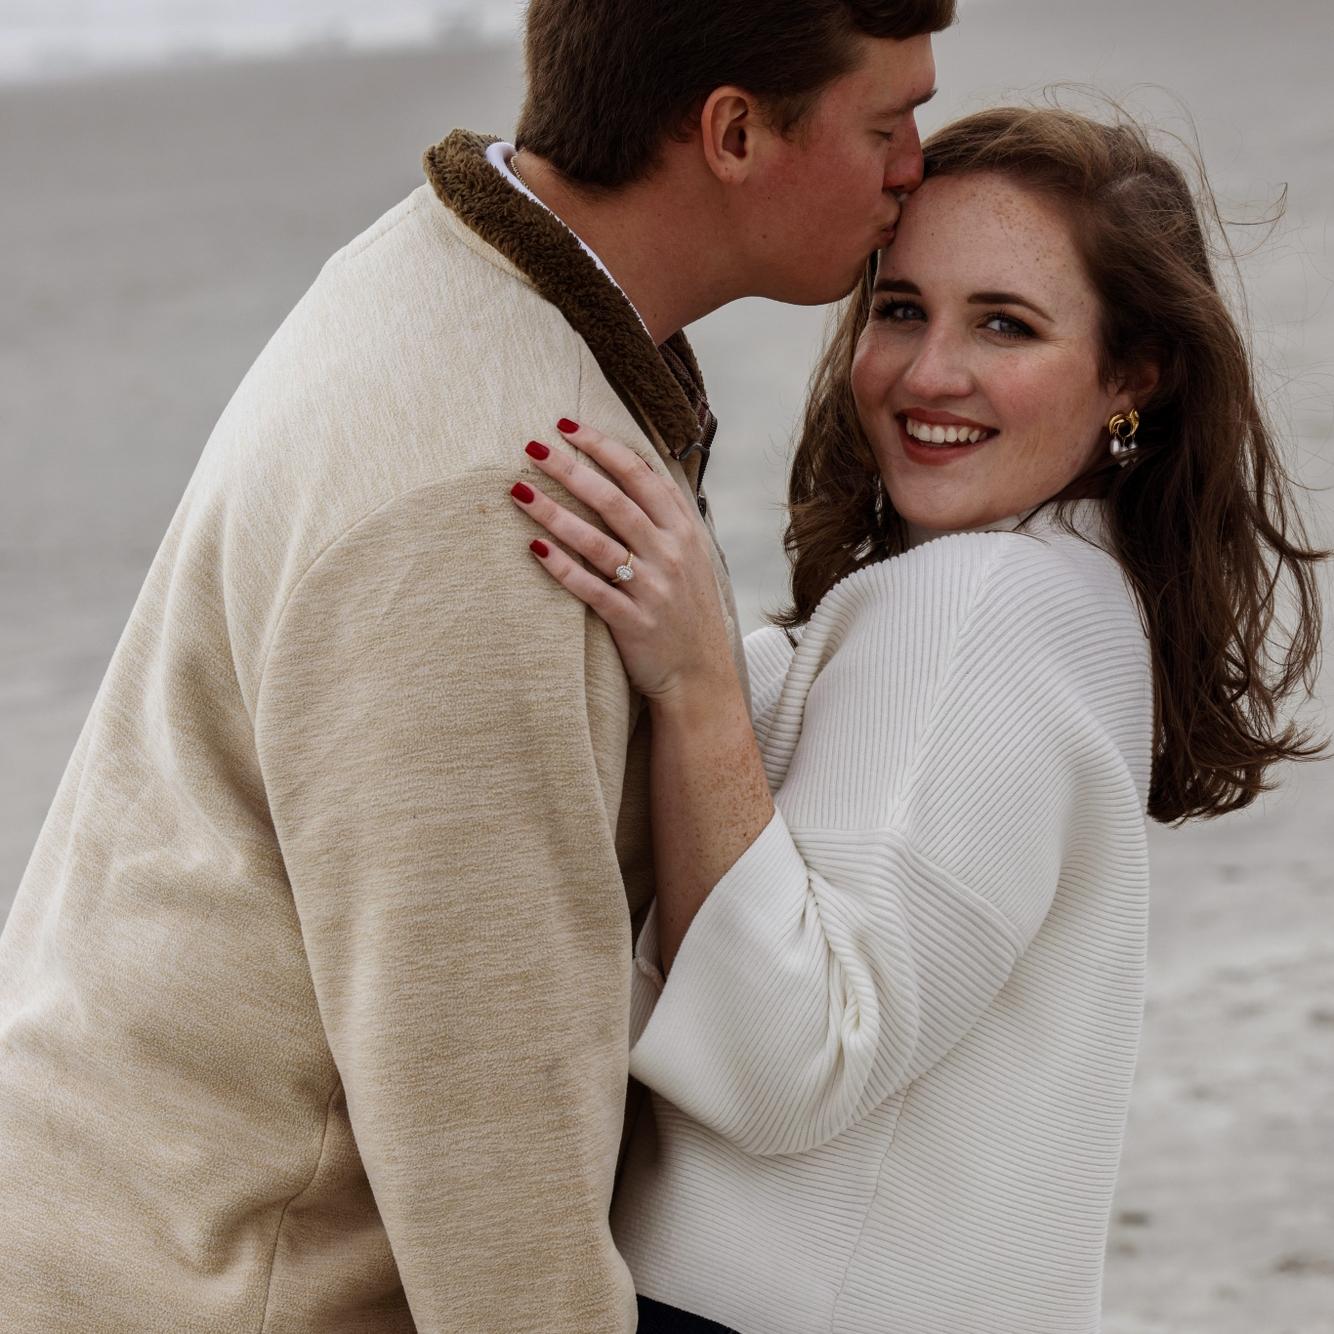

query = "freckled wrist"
[{"left": 648, "top": 669, "right": 746, "bottom": 726}]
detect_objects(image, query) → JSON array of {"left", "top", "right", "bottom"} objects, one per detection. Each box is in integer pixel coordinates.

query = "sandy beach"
[{"left": 2, "top": 2, "right": 1332, "bottom": 1328}]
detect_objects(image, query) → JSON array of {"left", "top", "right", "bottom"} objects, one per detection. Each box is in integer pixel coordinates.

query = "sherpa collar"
[{"left": 423, "top": 129, "right": 710, "bottom": 462}]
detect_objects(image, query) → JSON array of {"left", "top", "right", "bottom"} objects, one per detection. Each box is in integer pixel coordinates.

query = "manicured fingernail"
[
  {"left": 557, "top": 418, "right": 579, "bottom": 435},
  {"left": 511, "top": 481, "right": 535, "bottom": 503},
  {"left": 525, "top": 440, "right": 550, "bottom": 460},
  {"left": 530, "top": 539, "right": 549, "bottom": 558}
]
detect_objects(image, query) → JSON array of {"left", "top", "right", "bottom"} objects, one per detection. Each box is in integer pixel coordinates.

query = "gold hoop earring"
[{"left": 1108, "top": 408, "right": 1141, "bottom": 468}]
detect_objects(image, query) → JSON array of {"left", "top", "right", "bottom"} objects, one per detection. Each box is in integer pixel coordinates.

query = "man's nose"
[{"left": 884, "top": 116, "right": 925, "bottom": 196}]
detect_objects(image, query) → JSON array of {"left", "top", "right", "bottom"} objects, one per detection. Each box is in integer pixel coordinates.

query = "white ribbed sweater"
[{"left": 611, "top": 501, "right": 1154, "bottom": 1334}]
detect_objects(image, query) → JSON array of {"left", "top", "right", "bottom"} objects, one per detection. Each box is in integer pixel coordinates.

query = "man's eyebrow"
[
  {"left": 881, "top": 87, "right": 938, "bottom": 118},
  {"left": 872, "top": 278, "right": 1054, "bottom": 323}
]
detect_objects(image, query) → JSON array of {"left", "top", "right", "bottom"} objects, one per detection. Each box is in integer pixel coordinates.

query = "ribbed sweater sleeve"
[{"left": 628, "top": 533, "right": 1145, "bottom": 1157}]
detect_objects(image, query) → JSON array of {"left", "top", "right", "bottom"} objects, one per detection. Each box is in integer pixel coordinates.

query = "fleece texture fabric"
[{"left": 0, "top": 128, "right": 744, "bottom": 1333}]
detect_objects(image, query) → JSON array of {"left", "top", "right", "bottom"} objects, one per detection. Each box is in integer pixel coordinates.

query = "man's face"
[{"left": 746, "top": 34, "right": 937, "bottom": 305}]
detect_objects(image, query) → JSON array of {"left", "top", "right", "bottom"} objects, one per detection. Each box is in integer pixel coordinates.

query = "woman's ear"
[{"left": 1113, "top": 360, "right": 1161, "bottom": 414}]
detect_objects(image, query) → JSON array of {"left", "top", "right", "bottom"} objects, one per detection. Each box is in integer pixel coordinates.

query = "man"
[{"left": 0, "top": 1, "right": 947, "bottom": 1329}]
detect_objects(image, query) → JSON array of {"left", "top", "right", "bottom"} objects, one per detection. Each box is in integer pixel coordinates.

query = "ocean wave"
[{"left": 0, "top": 0, "right": 521, "bottom": 84}]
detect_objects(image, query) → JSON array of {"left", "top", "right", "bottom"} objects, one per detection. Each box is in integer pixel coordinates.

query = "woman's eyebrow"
[
  {"left": 872, "top": 279, "right": 1054, "bottom": 323},
  {"left": 969, "top": 291, "right": 1053, "bottom": 321}
]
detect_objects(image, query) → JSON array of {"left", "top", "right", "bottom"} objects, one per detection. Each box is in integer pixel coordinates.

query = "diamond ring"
[{"left": 612, "top": 551, "right": 636, "bottom": 584}]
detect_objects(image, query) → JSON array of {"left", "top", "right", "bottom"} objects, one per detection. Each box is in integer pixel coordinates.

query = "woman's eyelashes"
[
  {"left": 980, "top": 312, "right": 1035, "bottom": 339},
  {"left": 871, "top": 298, "right": 1036, "bottom": 340},
  {"left": 872, "top": 298, "right": 925, "bottom": 323}
]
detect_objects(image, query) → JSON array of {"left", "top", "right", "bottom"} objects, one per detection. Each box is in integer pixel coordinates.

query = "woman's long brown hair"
[{"left": 774, "top": 106, "right": 1326, "bottom": 824}]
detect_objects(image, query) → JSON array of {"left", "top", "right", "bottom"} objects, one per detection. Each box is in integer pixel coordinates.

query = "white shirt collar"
[{"left": 485, "top": 141, "right": 650, "bottom": 339}]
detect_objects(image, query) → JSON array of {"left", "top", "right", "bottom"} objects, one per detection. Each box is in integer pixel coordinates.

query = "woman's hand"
[{"left": 509, "top": 419, "right": 737, "bottom": 705}]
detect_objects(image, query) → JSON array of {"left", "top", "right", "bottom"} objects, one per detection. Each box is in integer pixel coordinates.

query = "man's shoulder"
[
  {"left": 306, "top": 183, "right": 572, "bottom": 346},
  {"left": 182, "top": 182, "right": 591, "bottom": 618},
  {"left": 324, "top": 185, "right": 504, "bottom": 280},
  {"left": 206, "top": 182, "right": 584, "bottom": 486}
]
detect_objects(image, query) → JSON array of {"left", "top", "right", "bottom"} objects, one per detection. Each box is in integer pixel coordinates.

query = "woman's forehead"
[{"left": 889, "top": 173, "right": 1095, "bottom": 313}]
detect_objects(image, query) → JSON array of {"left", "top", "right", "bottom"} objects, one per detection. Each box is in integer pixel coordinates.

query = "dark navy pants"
[{"left": 636, "top": 1294, "right": 740, "bottom": 1333}]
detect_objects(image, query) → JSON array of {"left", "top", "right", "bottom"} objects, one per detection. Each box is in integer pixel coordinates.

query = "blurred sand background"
[{"left": 2, "top": 2, "right": 1332, "bottom": 1329}]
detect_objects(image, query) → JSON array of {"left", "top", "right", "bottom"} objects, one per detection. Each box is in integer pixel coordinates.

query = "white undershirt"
[{"left": 484, "top": 141, "right": 650, "bottom": 338}]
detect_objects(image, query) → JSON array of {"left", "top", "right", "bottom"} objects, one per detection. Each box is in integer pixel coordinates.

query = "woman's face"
[{"left": 851, "top": 170, "right": 1133, "bottom": 533}]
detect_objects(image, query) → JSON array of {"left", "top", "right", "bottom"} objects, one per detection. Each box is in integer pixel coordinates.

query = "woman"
[{"left": 508, "top": 108, "right": 1324, "bottom": 1332}]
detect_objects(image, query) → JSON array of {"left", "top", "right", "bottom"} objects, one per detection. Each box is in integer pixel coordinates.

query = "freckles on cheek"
[
  {"left": 850, "top": 341, "right": 885, "bottom": 417},
  {"left": 850, "top": 339, "right": 871, "bottom": 394}
]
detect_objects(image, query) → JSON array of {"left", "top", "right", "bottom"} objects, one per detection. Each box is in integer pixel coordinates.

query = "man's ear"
[{"left": 698, "top": 87, "right": 764, "bottom": 185}]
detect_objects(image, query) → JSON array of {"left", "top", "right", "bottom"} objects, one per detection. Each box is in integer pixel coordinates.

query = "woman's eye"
[
  {"left": 982, "top": 312, "right": 1034, "bottom": 339},
  {"left": 873, "top": 299, "right": 925, "bottom": 324}
]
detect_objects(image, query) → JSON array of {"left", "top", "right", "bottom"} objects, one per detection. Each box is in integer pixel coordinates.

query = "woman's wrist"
[
  {"left": 645, "top": 660, "right": 773, "bottom": 977},
  {"left": 646, "top": 666, "right": 747, "bottom": 727}
]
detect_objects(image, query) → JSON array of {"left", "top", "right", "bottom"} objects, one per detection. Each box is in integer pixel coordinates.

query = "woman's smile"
[{"left": 897, "top": 409, "right": 997, "bottom": 466}]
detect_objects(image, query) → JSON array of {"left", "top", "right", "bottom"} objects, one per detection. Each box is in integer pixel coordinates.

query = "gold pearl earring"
[{"left": 1108, "top": 408, "right": 1141, "bottom": 467}]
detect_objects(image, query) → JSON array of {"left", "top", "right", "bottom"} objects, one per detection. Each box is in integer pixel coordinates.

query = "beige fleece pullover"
[{"left": 0, "top": 130, "right": 745, "bottom": 1333}]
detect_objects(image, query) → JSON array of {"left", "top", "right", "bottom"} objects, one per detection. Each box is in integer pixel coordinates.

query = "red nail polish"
[
  {"left": 557, "top": 418, "right": 579, "bottom": 435},
  {"left": 511, "top": 481, "right": 535, "bottom": 503},
  {"left": 530, "top": 539, "right": 550, "bottom": 558},
  {"left": 525, "top": 440, "right": 550, "bottom": 460}
]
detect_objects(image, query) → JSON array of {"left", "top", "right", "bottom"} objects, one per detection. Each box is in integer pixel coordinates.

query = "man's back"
[{"left": 0, "top": 159, "right": 741, "bottom": 1331}]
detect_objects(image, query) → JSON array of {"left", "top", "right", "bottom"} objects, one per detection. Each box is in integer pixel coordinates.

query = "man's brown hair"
[{"left": 515, "top": 0, "right": 957, "bottom": 190}]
